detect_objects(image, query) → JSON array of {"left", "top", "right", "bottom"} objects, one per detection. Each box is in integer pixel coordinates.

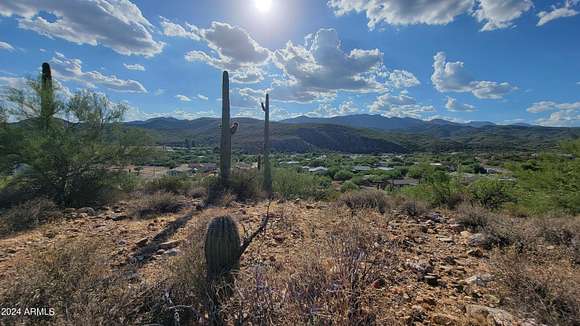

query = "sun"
[{"left": 254, "top": 0, "right": 272, "bottom": 13}]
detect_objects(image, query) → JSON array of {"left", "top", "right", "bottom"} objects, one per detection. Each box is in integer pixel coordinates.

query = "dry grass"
[
  {"left": 0, "top": 237, "right": 155, "bottom": 325},
  {"left": 456, "top": 202, "right": 493, "bottom": 231},
  {"left": 493, "top": 247, "right": 580, "bottom": 326},
  {"left": 399, "top": 198, "right": 428, "bottom": 217},
  {"left": 0, "top": 198, "right": 59, "bottom": 235},
  {"left": 128, "top": 191, "right": 184, "bottom": 219},
  {"left": 336, "top": 189, "right": 390, "bottom": 214}
]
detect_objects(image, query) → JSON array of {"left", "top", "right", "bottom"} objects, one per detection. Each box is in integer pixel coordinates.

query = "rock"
[
  {"left": 438, "top": 237, "right": 454, "bottom": 243},
  {"left": 464, "top": 274, "right": 493, "bottom": 287},
  {"left": 64, "top": 208, "right": 76, "bottom": 214},
  {"left": 164, "top": 248, "right": 180, "bottom": 256},
  {"left": 423, "top": 274, "right": 439, "bottom": 286},
  {"left": 406, "top": 259, "right": 434, "bottom": 276},
  {"left": 116, "top": 240, "right": 127, "bottom": 246},
  {"left": 449, "top": 223, "right": 464, "bottom": 232},
  {"left": 469, "top": 233, "right": 492, "bottom": 248},
  {"left": 372, "top": 278, "right": 386, "bottom": 289},
  {"left": 465, "top": 304, "right": 516, "bottom": 325},
  {"left": 112, "top": 214, "right": 128, "bottom": 221},
  {"left": 5, "top": 248, "right": 17, "bottom": 254},
  {"left": 77, "top": 207, "right": 96, "bottom": 216},
  {"left": 467, "top": 248, "right": 485, "bottom": 257},
  {"left": 273, "top": 234, "right": 285, "bottom": 243},
  {"left": 432, "top": 313, "right": 459, "bottom": 325},
  {"left": 410, "top": 305, "right": 427, "bottom": 322},
  {"left": 78, "top": 213, "right": 89, "bottom": 219},
  {"left": 135, "top": 237, "right": 148, "bottom": 247},
  {"left": 306, "top": 204, "right": 315, "bottom": 209},
  {"left": 159, "top": 240, "right": 181, "bottom": 250}
]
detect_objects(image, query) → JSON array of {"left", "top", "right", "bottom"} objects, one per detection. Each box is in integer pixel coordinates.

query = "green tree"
[{"left": 1, "top": 67, "right": 149, "bottom": 207}]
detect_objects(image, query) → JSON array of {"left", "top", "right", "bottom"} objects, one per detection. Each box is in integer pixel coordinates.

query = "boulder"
[{"left": 465, "top": 304, "right": 516, "bottom": 325}]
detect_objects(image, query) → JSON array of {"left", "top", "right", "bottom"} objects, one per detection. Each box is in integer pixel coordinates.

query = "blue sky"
[{"left": 0, "top": 0, "right": 579, "bottom": 126}]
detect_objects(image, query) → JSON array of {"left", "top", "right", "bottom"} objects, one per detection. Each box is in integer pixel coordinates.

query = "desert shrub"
[
  {"left": 456, "top": 202, "right": 493, "bottom": 231},
  {"left": 128, "top": 191, "right": 183, "bottom": 218},
  {"left": 220, "top": 212, "right": 396, "bottom": 325},
  {"left": 399, "top": 198, "right": 428, "bottom": 217},
  {"left": 0, "top": 237, "right": 149, "bottom": 325},
  {"left": 144, "top": 175, "right": 192, "bottom": 194},
  {"left": 205, "top": 170, "right": 261, "bottom": 206},
  {"left": 0, "top": 198, "right": 58, "bottom": 234},
  {"left": 272, "top": 168, "right": 331, "bottom": 200},
  {"left": 493, "top": 248, "right": 580, "bottom": 326},
  {"left": 333, "top": 169, "right": 353, "bottom": 181},
  {"left": 468, "top": 177, "right": 513, "bottom": 210},
  {"left": 424, "top": 171, "right": 464, "bottom": 208},
  {"left": 336, "top": 189, "right": 389, "bottom": 214},
  {"left": 340, "top": 180, "right": 359, "bottom": 192},
  {"left": 510, "top": 140, "right": 580, "bottom": 215},
  {"left": 229, "top": 170, "right": 261, "bottom": 202}
]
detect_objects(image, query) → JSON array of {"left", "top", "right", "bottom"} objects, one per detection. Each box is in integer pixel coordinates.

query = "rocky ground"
[{"left": 0, "top": 199, "right": 542, "bottom": 325}]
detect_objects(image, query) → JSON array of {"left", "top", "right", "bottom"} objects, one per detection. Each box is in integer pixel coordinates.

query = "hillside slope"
[{"left": 126, "top": 117, "right": 580, "bottom": 153}]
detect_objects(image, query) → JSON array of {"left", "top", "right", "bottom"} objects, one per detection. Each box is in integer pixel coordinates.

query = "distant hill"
[
  {"left": 124, "top": 116, "right": 580, "bottom": 153},
  {"left": 280, "top": 114, "right": 505, "bottom": 131}
]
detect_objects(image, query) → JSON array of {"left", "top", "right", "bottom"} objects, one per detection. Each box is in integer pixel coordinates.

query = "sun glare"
[{"left": 254, "top": 0, "right": 272, "bottom": 13}]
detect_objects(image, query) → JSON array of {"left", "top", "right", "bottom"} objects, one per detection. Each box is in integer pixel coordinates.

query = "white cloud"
[
  {"left": 328, "top": 0, "right": 475, "bottom": 29},
  {"left": 536, "top": 110, "right": 580, "bottom": 127},
  {"left": 175, "top": 94, "right": 192, "bottom": 102},
  {"left": 124, "top": 104, "right": 217, "bottom": 122},
  {"left": 537, "top": 0, "right": 579, "bottom": 26},
  {"left": 197, "top": 94, "right": 209, "bottom": 101},
  {"left": 154, "top": 89, "right": 165, "bottom": 96},
  {"left": 0, "top": 0, "right": 164, "bottom": 57},
  {"left": 445, "top": 96, "right": 476, "bottom": 112},
  {"left": 0, "top": 41, "right": 14, "bottom": 51},
  {"left": 526, "top": 100, "right": 580, "bottom": 113},
  {"left": 159, "top": 16, "right": 200, "bottom": 40},
  {"left": 474, "top": 0, "right": 533, "bottom": 31},
  {"left": 123, "top": 63, "right": 145, "bottom": 71},
  {"left": 178, "top": 21, "right": 270, "bottom": 83},
  {"left": 431, "top": 51, "right": 516, "bottom": 99},
  {"left": 388, "top": 70, "right": 420, "bottom": 88},
  {"left": 527, "top": 100, "right": 580, "bottom": 127},
  {"left": 369, "top": 92, "right": 435, "bottom": 118},
  {"left": 50, "top": 52, "right": 147, "bottom": 93},
  {"left": 307, "top": 100, "right": 360, "bottom": 117},
  {"left": 272, "top": 28, "right": 388, "bottom": 103}
]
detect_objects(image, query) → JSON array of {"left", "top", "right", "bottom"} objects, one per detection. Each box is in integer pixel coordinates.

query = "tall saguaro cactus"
[
  {"left": 40, "top": 62, "right": 55, "bottom": 130},
  {"left": 219, "top": 71, "right": 238, "bottom": 186},
  {"left": 261, "top": 93, "right": 272, "bottom": 196}
]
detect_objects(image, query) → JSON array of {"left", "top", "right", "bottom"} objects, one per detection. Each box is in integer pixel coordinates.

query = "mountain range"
[{"left": 125, "top": 115, "right": 579, "bottom": 154}]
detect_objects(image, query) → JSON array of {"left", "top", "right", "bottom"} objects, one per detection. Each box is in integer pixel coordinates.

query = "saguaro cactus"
[
  {"left": 219, "top": 71, "right": 238, "bottom": 186},
  {"left": 40, "top": 62, "right": 54, "bottom": 129},
  {"left": 205, "top": 215, "right": 241, "bottom": 282},
  {"left": 261, "top": 94, "right": 272, "bottom": 196}
]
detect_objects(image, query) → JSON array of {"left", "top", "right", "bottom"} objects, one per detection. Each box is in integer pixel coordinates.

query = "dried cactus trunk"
[
  {"left": 205, "top": 215, "right": 241, "bottom": 281},
  {"left": 261, "top": 93, "right": 272, "bottom": 196},
  {"left": 40, "top": 62, "right": 54, "bottom": 129},
  {"left": 257, "top": 154, "right": 262, "bottom": 171},
  {"left": 219, "top": 71, "right": 238, "bottom": 186}
]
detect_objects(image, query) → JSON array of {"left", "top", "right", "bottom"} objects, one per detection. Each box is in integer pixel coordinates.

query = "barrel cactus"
[{"left": 204, "top": 215, "right": 241, "bottom": 282}]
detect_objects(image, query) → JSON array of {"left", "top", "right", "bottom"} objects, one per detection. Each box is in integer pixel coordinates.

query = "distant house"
[
  {"left": 377, "top": 167, "right": 395, "bottom": 172},
  {"left": 484, "top": 166, "right": 509, "bottom": 174},
  {"left": 235, "top": 162, "right": 253, "bottom": 170},
  {"left": 190, "top": 163, "right": 217, "bottom": 173},
  {"left": 280, "top": 161, "right": 300, "bottom": 165},
  {"left": 352, "top": 165, "right": 371, "bottom": 172},
  {"left": 430, "top": 162, "right": 443, "bottom": 167},
  {"left": 308, "top": 166, "right": 328, "bottom": 174},
  {"left": 167, "top": 164, "right": 192, "bottom": 177},
  {"left": 387, "top": 178, "right": 419, "bottom": 190}
]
